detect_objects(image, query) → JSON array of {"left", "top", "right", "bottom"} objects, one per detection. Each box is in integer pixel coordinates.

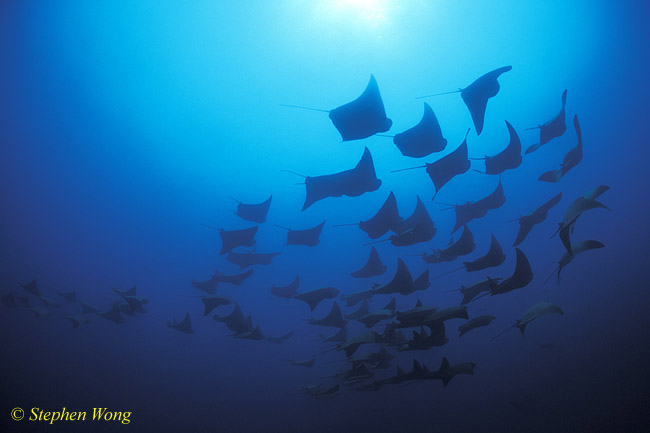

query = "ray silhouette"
[{"left": 525, "top": 89, "right": 568, "bottom": 154}]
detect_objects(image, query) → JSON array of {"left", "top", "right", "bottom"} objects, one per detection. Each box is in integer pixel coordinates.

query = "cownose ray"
[
  {"left": 418, "top": 66, "right": 512, "bottom": 135},
  {"left": 270, "top": 275, "right": 300, "bottom": 299},
  {"left": 545, "top": 240, "right": 606, "bottom": 284},
  {"left": 335, "top": 331, "right": 379, "bottom": 358},
  {"left": 333, "top": 191, "right": 402, "bottom": 240},
  {"left": 345, "top": 300, "right": 370, "bottom": 320},
  {"left": 57, "top": 290, "right": 78, "bottom": 302},
  {"left": 423, "top": 306, "right": 469, "bottom": 325},
  {"left": 359, "top": 359, "right": 431, "bottom": 391},
  {"left": 511, "top": 192, "right": 562, "bottom": 247},
  {"left": 201, "top": 294, "right": 233, "bottom": 316},
  {"left": 393, "top": 303, "right": 439, "bottom": 329},
  {"left": 491, "top": 301, "right": 564, "bottom": 341},
  {"left": 350, "top": 247, "right": 387, "bottom": 278},
  {"left": 191, "top": 272, "right": 219, "bottom": 294},
  {"left": 216, "top": 269, "right": 253, "bottom": 285},
  {"left": 169, "top": 312, "right": 194, "bottom": 334},
  {"left": 309, "top": 302, "right": 347, "bottom": 328},
  {"left": 349, "top": 346, "right": 394, "bottom": 369},
  {"left": 96, "top": 303, "right": 126, "bottom": 324},
  {"left": 211, "top": 226, "right": 258, "bottom": 255},
  {"left": 282, "top": 74, "right": 392, "bottom": 141},
  {"left": 357, "top": 297, "right": 397, "bottom": 328},
  {"left": 428, "top": 357, "right": 476, "bottom": 388},
  {"left": 294, "top": 287, "right": 340, "bottom": 311},
  {"left": 234, "top": 324, "right": 265, "bottom": 340},
  {"left": 232, "top": 195, "right": 271, "bottom": 223},
  {"left": 390, "top": 102, "right": 448, "bottom": 157},
  {"left": 227, "top": 250, "right": 280, "bottom": 269},
  {"left": 472, "top": 120, "right": 522, "bottom": 175},
  {"left": 286, "top": 147, "right": 382, "bottom": 211},
  {"left": 432, "top": 234, "right": 506, "bottom": 280},
  {"left": 66, "top": 315, "right": 90, "bottom": 328},
  {"left": 334, "top": 362, "right": 375, "bottom": 386},
  {"left": 392, "top": 130, "right": 471, "bottom": 200},
  {"left": 266, "top": 330, "right": 295, "bottom": 344},
  {"left": 539, "top": 115, "right": 583, "bottom": 183},
  {"left": 458, "top": 315, "right": 496, "bottom": 337},
  {"left": 442, "top": 176, "right": 506, "bottom": 233},
  {"left": 214, "top": 303, "right": 253, "bottom": 334},
  {"left": 371, "top": 258, "right": 429, "bottom": 296},
  {"left": 275, "top": 220, "right": 325, "bottom": 247},
  {"left": 364, "top": 196, "right": 436, "bottom": 247},
  {"left": 378, "top": 325, "right": 408, "bottom": 347},
  {"left": 341, "top": 287, "right": 375, "bottom": 307},
  {"left": 488, "top": 248, "right": 534, "bottom": 297},
  {"left": 399, "top": 322, "right": 448, "bottom": 351},
  {"left": 20, "top": 279, "right": 42, "bottom": 297},
  {"left": 525, "top": 89, "right": 568, "bottom": 154},
  {"left": 422, "top": 224, "right": 475, "bottom": 264},
  {"left": 120, "top": 295, "right": 149, "bottom": 314},
  {"left": 289, "top": 358, "right": 316, "bottom": 367},
  {"left": 553, "top": 185, "right": 610, "bottom": 254}
]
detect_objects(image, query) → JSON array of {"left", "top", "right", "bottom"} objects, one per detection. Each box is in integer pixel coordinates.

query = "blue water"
[{"left": 1, "top": 1, "right": 649, "bottom": 432}]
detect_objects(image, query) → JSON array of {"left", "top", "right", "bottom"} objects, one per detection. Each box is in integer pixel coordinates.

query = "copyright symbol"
[{"left": 11, "top": 407, "right": 24, "bottom": 421}]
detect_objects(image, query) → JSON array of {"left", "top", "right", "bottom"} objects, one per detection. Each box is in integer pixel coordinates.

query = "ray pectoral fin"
[{"left": 525, "top": 143, "right": 541, "bottom": 154}]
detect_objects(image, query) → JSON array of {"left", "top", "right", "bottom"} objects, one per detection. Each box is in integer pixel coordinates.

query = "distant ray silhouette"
[
  {"left": 214, "top": 303, "right": 253, "bottom": 334},
  {"left": 289, "top": 358, "right": 315, "bottom": 367},
  {"left": 526, "top": 90, "right": 567, "bottom": 154},
  {"left": 57, "top": 290, "right": 77, "bottom": 302},
  {"left": 294, "top": 147, "right": 381, "bottom": 211},
  {"left": 372, "top": 258, "right": 429, "bottom": 296},
  {"left": 321, "top": 326, "right": 348, "bottom": 343},
  {"left": 191, "top": 272, "right": 219, "bottom": 294},
  {"left": 473, "top": 121, "right": 522, "bottom": 175},
  {"left": 235, "top": 324, "right": 265, "bottom": 340},
  {"left": 96, "top": 304, "right": 125, "bottom": 324},
  {"left": 462, "top": 233, "right": 506, "bottom": 272},
  {"left": 418, "top": 66, "right": 512, "bottom": 135},
  {"left": 215, "top": 226, "right": 257, "bottom": 255},
  {"left": 345, "top": 300, "right": 370, "bottom": 320},
  {"left": 392, "top": 130, "right": 471, "bottom": 200},
  {"left": 341, "top": 288, "right": 375, "bottom": 307},
  {"left": 168, "top": 312, "right": 194, "bottom": 334},
  {"left": 458, "top": 315, "right": 496, "bottom": 337},
  {"left": 368, "top": 196, "right": 436, "bottom": 247},
  {"left": 393, "top": 102, "right": 447, "bottom": 157},
  {"left": 282, "top": 74, "right": 392, "bottom": 141},
  {"left": 547, "top": 240, "right": 605, "bottom": 284},
  {"left": 217, "top": 269, "right": 253, "bottom": 285},
  {"left": 66, "top": 315, "right": 90, "bottom": 328},
  {"left": 554, "top": 186, "right": 610, "bottom": 254},
  {"left": 310, "top": 302, "right": 347, "bottom": 328},
  {"left": 445, "top": 278, "right": 500, "bottom": 305},
  {"left": 227, "top": 250, "right": 280, "bottom": 268},
  {"left": 113, "top": 284, "right": 137, "bottom": 297},
  {"left": 294, "top": 287, "right": 340, "bottom": 311},
  {"left": 270, "top": 275, "right": 300, "bottom": 299},
  {"left": 491, "top": 301, "right": 563, "bottom": 340},
  {"left": 233, "top": 195, "right": 272, "bottom": 223},
  {"left": 351, "top": 247, "right": 387, "bottom": 278},
  {"left": 201, "top": 294, "right": 233, "bottom": 316},
  {"left": 20, "top": 279, "right": 41, "bottom": 297},
  {"left": 490, "top": 248, "right": 533, "bottom": 296},
  {"left": 512, "top": 193, "right": 562, "bottom": 246},
  {"left": 448, "top": 177, "right": 506, "bottom": 233},
  {"left": 429, "top": 357, "right": 476, "bottom": 388},
  {"left": 539, "top": 115, "right": 583, "bottom": 183},
  {"left": 334, "top": 191, "right": 402, "bottom": 239},
  {"left": 423, "top": 225, "right": 475, "bottom": 264},
  {"left": 277, "top": 220, "right": 325, "bottom": 246}
]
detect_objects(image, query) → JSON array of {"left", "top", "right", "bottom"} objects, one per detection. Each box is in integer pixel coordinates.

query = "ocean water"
[{"left": 1, "top": 1, "right": 649, "bottom": 432}]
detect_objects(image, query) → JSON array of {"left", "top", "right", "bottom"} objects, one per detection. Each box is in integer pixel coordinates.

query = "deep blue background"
[{"left": 1, "top": 1, "right": 649, "bottom": 432}]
